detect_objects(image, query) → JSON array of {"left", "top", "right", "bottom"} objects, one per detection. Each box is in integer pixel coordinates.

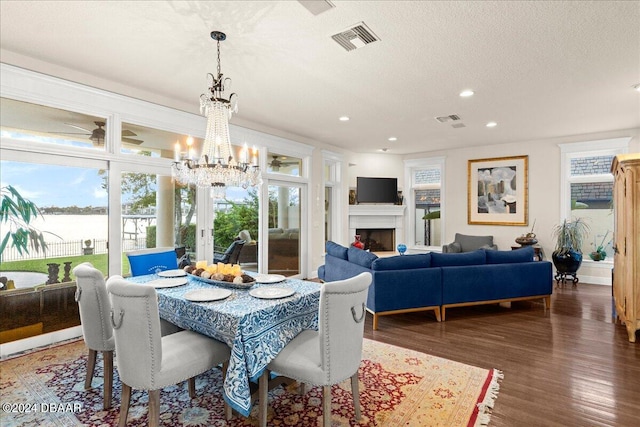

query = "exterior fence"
[{"left": 1, "top": 238, "right": 147, "bottom": 262}]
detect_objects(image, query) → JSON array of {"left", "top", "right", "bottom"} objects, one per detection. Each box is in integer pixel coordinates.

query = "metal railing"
[{"left": 1, "top": 238, "right": 147, "bottom": 262}]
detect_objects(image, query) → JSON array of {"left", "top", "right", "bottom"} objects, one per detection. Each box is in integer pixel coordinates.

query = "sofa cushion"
[
  {"left": 347, "top": 247, "right": 378, "bottom": 268},
  {"left": 431, "top": 249, "right": 486, "bottom": 267},
  {"left": 372, "top": 253, "right": 431, "bottom": 271},
  {"left": 326, "top": 241, "right": 348, "bottom": 260},
  {"left": 486, "top": 246, "right": 535, "bottom": 264}
]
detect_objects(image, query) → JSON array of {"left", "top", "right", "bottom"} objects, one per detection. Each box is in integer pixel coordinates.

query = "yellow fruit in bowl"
[{"left": 196, "top": 260, "right": 208, "bottom": 269}]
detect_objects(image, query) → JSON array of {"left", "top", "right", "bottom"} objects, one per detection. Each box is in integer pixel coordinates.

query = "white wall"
[
  {"left": 346, "top": 152, "right": 405, "bottom": 189},
  {"left": 396, "top": 127, "right": 640, "bottom": 284}
]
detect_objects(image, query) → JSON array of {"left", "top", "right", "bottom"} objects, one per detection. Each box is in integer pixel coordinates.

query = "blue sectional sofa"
[{"left": 318, "top": 241, "right": 553, "bottom": 330}]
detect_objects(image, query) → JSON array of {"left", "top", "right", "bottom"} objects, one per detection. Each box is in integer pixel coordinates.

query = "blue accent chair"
[{"left": 126, "top": 247, "right": 178, "bottom": 277}]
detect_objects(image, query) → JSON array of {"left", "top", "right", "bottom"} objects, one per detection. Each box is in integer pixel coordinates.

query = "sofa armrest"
[{"left": 442, "top": 242, "right": 462, "bottom": 253}]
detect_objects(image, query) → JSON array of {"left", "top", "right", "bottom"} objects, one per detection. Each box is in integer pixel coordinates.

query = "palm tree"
[{"left": 0, "top": 185, "right": 47, "bottom": 262}]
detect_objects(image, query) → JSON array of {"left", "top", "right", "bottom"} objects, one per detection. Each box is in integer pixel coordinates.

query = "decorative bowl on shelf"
[{"left": 515, "top": 233, "right": 538, "bottom": 246}]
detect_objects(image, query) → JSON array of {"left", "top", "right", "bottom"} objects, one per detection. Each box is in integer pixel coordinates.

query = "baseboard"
[
  {"left": 575, "top": 275, "right": 611, "bottom": 286},
  {"left": 0, "top": 326, "right": 82, "bottom": 358}
]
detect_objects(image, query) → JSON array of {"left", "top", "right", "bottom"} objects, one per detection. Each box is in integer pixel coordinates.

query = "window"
[
  {"left": 560, "top": 138, "right": 630, "bottom": 260},
  {"left": 323, "top": 152, "right": 342, "bottom": 244},
  {"left": 0, "top": 98, "right": 109, "bottom": 152},
  {"left": 404, "top": 157, "right": 445, "bottom": 249},
  {"left": 266, "top": 153, "right": 302, "bottom": 176}
]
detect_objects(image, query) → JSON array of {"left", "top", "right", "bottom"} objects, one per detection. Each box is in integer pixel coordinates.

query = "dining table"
[{"left": 126, "top": 272, "right": 321, "bottom": 417}]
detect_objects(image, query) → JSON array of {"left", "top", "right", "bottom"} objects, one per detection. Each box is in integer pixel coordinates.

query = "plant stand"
[{"left": 555, "top": 271, "right": 579, "bottom": 288}]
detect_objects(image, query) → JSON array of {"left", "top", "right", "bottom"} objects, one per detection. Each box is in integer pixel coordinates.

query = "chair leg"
[
  {"left": 188, "top": 377, "right": 196, "bottom": 398},
  {"left": 323, "top": 385, "right": 332, "bottom": 427},
  {"left": 148, "top": 389, "right": 160, "bottom": 427},
  {"left": 119, "top": 383, "right": 131, "bottom": 427},
  {"left": 259, "top": 370, "right": 269, "bottom": 427},
  {"left": 351, "top": 373, "right": 361, "bottom": 420},
  {"left": 299, "top": 382, "right": 306, "bottom": 396},
  {"left": 103, "top": 350, "right": 113, "bottom": 409},
  {"left": 85, "top": 349, "right": 97, "bottom": 389},
  {"left": 222, "top": 361, "right": 232, "bottom": 421}
]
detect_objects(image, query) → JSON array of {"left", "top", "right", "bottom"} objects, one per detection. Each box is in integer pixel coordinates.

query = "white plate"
[
  {"left": 183, "top": 288, "right": 232, "bottom": 302},
  {"left": 143, "top": 277, "right": 188, "bottom": 288},
  {"left": 157, "top": 269, "right": 187, "bottom": 278},
  {"left": 253, "top": 274, "right": 286, "bottom": 284},
  {"left": 249, "top": 287, "right": 295, "bottom": 299}
]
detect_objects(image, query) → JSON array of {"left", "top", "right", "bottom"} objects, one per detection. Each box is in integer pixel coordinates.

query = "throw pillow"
[
  {"left": 486, "top": 246, "right": 535, "bottom": 264},
  {"left": 347, "top": 246, "right": 379, "bottom": 268},
  {"left": 326, "top": 241, "right": 348, "bottom": 260},
  {"left": 431, "top": 249, "right": 487, "bottom": 267}
]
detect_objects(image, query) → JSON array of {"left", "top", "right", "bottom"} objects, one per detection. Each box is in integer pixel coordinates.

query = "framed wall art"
[{"left": 468, "top": 155, "right": 528, "bottom": 226}]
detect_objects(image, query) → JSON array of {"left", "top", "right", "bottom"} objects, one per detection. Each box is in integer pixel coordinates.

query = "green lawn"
[{"left": 0, "top": 253, "right": 130, "bottom": 280}]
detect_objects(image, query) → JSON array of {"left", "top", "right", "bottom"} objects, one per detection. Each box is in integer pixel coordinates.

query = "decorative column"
[
  {"left": 46, "top": 263, "right": 60, "bottom": 284},
  {"left": 156, "top": 174, "right": 175, "bottom": 247},
  {"left": 63, "top": 262, "right": 73, "bottom": 282}
]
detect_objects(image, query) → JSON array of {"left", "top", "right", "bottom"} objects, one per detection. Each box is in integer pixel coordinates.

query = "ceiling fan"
[
  {"left": 268, "top": 155, "right": 297, "bottom": 171},
  {"left": 52, "top": 121, "right": 143, "bottom": 146}
]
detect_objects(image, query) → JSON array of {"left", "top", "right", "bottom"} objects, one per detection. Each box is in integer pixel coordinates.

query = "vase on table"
[
  {"left": 397, "top": 243, "right": 407, "bottom": 255},
  {"left": 352, "top": 235, "right": 364, "bottom": 250}
]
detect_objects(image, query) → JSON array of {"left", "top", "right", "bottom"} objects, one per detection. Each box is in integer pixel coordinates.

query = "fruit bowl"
[{"left": 188, "top": 273, "right": 256, "bottom": 289}]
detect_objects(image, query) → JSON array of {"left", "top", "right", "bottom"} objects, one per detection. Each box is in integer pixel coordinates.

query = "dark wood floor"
[{"left": 364, "top": 283, "right": 640, "bottom": 426}]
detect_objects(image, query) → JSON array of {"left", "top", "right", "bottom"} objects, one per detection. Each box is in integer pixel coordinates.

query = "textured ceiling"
[{"left": 1, "top": 1, "right": 638, "bottom": 155}]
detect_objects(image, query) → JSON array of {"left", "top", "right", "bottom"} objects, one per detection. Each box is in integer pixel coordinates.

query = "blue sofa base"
[
  {"left": 441, "top": 293, "right": 551, "bottom": 321},
  {"left": 366, "top": 304, "right": 441, "bottom": 331},
  {"left": 319, "top": 242, "right": 553, "bottom": 329}
]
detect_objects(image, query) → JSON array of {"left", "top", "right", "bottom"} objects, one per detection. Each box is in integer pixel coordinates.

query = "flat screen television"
[{"left": 356, "top": 177, "right": 398, "bottom": 204}]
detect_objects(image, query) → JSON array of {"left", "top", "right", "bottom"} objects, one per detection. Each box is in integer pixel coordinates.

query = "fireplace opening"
[{"left": 356, "top": 228, "right": 395, "bottom": 252}]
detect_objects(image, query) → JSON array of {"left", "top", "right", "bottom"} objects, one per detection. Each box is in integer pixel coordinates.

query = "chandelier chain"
[{"left": 171, "top": 30, "right": 261, "bottom": 198}]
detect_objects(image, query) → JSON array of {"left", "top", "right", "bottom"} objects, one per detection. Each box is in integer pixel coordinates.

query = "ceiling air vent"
[
  {"left": 298, "top": 0, "right": 335, "bottom": 16},
  {"left": 451, "top": 123, "right": 466, "bottom": 129},
  {"left": 332, "top": 22, "right": 379, "bottom": 51},
  {"left": 435, "top": 114, "right": 461, "bottom": 123}
]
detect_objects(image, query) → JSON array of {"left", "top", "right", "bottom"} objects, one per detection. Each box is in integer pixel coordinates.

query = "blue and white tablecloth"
[{"left": 127, "top": 274, "right": 321, "bottom": 416}]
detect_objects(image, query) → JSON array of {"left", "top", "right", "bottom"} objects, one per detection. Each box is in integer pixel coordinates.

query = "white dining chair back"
[
  {"left": 72, "top": 262, "right": 115, "bottom": 409},
  {"left": 318, "top": 272, "right": 372, "bottom": 384},
  {"left": 106, "top": 275, "right": 231, "bottom": 427},
  {"left": 260, "top": 272, "right": 372, "bottom": 427}
]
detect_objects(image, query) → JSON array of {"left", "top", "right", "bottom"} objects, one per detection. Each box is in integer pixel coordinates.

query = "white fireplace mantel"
[
  {"left": 349, "top": 205, "right": 406, "bottom": 216},
  {"left": 348, "top": 205, "right": 406, "bottom": 240}
]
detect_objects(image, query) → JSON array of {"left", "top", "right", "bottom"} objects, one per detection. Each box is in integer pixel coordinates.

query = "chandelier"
[{"left": 172, "top": 30, "right": 261, "bottom": 198}]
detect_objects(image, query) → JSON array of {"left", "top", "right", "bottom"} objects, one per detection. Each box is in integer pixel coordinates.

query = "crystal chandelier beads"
[{"left": 171, "top": 31, "right": 260, "bottom": 197}]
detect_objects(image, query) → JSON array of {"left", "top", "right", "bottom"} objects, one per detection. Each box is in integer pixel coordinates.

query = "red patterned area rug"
[{"left": 0, "top": 338, "right": 502, "bottom": 426}]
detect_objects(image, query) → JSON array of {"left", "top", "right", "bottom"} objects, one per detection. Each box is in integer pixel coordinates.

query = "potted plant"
[
  {"left": 589, "top": 230, "right": 610, "bottom": 261},
  {"left": 551, "top": 218, "right": 590, "bottom": 279}
]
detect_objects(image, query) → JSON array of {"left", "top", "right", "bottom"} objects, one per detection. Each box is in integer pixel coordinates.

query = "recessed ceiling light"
[
  {"left": 339, "top": 116, "right": 350, "bottom": 121},
  {"left": 486, "top": 122, "right": 497, "bottom": 128},
  {"left": 459, "top": 90, "right": 474, "bottom": 97},
  {"left": 633, "top": 83, "right": 640, "bottom": 92},
  {"left": 388, "top": 137, "right": 397, "bottom": 141}
]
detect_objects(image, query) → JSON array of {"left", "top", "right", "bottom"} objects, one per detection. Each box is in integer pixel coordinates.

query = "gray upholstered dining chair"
[
  {"left": 72, "top": 262, "right": 115, "bottom": 409},
  {"left": 258, "top": 272, "right": 373, "bottom": 427},
  {"left": 106, "top": 275, "right": 231, "bottom": 427}
]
